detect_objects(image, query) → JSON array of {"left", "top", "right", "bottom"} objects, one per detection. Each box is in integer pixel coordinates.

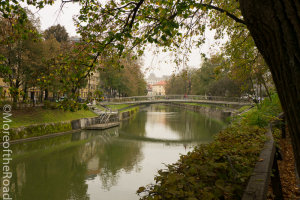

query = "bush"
[
  {"left": 242, "top": 93, "right": 282, "bottom": 127},
  {"left": 43, "top": 100, "right": 58, "bottom": 109},
  {"left": 82, "top": 103, "right": 89, "bottom": 110},
  {"left": 59, "top": 99, "right": 84, "bottom": 112}
]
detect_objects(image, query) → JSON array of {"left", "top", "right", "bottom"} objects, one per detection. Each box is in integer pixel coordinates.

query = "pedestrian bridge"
[{"left": 101, "top": 95, "right": 252, "bottom": 106}]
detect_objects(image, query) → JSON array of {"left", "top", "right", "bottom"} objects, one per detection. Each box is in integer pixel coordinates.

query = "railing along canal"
[{"left": 104, "top": 95, "right": 251, "bottom": 104}]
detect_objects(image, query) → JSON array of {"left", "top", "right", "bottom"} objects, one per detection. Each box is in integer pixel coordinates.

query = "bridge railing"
[{"left": 105, "top": 95, "right": 250, "bottom": 103}]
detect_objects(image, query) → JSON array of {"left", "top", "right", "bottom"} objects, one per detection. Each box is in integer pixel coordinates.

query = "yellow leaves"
[{"left": 137, "top": 187, "right": 146, "bottom": 193}]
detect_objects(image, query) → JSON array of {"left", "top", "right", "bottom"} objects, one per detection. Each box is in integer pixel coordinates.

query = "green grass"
[
  {"left": 97, "top": 104, "right": 133, "bottom": 111},
  {"left": 182, "top": 102, "right": 225, "bottom": 109},
  {"left": 183, "top": 102, "right": 210, "bottom": 107},
  {"left": 239, "top": 93, "right": 282, "bottom": 127},
  {"left": 237, "top": 105, "right": 252, "bottom": 113},
  {"left": 119, "top": 106, "right": 139, "bottom": 113},
  {"left": 107, "top": 104, "right": 133, "bottom": 110},
  {"left": 8, "top": 107, "right": 97, "bottom": 128}
]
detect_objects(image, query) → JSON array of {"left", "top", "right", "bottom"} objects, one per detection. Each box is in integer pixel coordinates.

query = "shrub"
[
  {"left": 82, "top": 103, "right": 89, "bottom": 110},
  {"left": 43, "top": 100, "right": 58, "bottom": 109},
  {"left": 59, "top": 99, "right": 83, "bottom": 112},
  {"left": 242, "top": 93, "right": 282, "bottom": 127}
]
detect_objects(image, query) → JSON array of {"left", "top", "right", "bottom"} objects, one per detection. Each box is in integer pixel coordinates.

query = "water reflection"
[
  {"left": 8, "top": 104, "right": 226, "bottom": 200},
  {"left": 120, "top": 105, "right": 225, "bottom": 142}
]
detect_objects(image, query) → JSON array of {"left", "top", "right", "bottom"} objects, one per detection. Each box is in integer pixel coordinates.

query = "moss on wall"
[{"left": 9, "top": 122, "right": 72, "bottom": 140}]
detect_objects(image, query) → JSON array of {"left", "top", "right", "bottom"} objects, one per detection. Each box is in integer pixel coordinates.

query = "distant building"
[
  {"left": 79, "top": 69, "right": 100, "bottom": 100},
  {"left": 146, "top": 84, "right": 154, "bottom": 96},
  {"left": 146, "top": 73, "right": 170, "bottom": 85},
  {"left": 0, "top": 78, "right": 10, "bottom": 100},
  {"left": 146, "top": 73, "right": 169, "bottom": 96},
  {"left": 152, "top": 81, "right": 166, "bottom": 95},
  {"left": 69, "top": 36, "right": 81, "bottom": 43}
]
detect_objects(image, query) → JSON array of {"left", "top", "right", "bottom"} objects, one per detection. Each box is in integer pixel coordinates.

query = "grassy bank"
[
  {"left": 7, "top": 107, "right": 97, "bottom": 128},
  {"left": 137, "top": 93, "right": 282, "bottom": 199},
  {"left": 97, "top": 104, "right": 133, "bottom": 111},
  {"left": 182, "top": 102, "right": 224, "bottom": 109}
]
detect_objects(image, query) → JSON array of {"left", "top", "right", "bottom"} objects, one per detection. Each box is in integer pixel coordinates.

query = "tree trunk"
[
  {"left": 239, "top": 0, "right": 300, "bottom": 174},
  {"left": 23, "top": 84, "right": 27, "bottom": 102},
  {"left": 44, "top": 89, "right": 48, "bottom": 101}
]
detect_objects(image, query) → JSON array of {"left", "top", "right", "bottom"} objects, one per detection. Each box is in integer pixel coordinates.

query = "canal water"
[{"left": 8, "top": 104, "right": 226, "bottom": 200}]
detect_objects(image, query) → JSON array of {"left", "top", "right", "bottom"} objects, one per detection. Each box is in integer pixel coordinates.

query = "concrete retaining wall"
[
  {"left": 9, "top": 107, "right": 138, "bottom": 143},
  {"left": 119, "top": 107, "right": 139, "bottom": 121},
  {"left": 242, "top": 126, "right": 276, "bottom": 200},
  {"left": 70, "top": 117, "right": 98, "bottom": 130},
  {"left": 167, "top": 103, "right": 232, "bottom": 120}
]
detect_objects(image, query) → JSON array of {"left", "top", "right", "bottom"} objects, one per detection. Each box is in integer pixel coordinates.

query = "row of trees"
[
  {"left": 165, "top": 55, "right": 241, "bottom": 97},
  {"left": 100, "top": 55, "right": 147, "bottom": 97},
  {"left": 0, "top": 10, "right": 146, "bottom": 103},
  {"left": 166, "top": 54, "right": 272, "bottom": 100}
]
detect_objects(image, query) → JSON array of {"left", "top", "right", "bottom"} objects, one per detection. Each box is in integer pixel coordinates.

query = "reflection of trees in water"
[
  {"left": 10, "top": 145, "right": 90, "bottom": 200},
  {"left": 9, "top": 129, "right": 143, "bottom": 199},
  {"left": 166, "top": 109, "right": 225, "bottom": 140},
  {"left": 11, "top": 133, "right": 73, "bottom": 157},
  {"left": 96, "top": 139, "right": 143, "bottom": 190},
  {"left": 145, "top": 104, "right": 225, "bottom": 141},
  {"left": 120, "top": 111, "right": 147, "bottom": 137},
  {"left": 98, "top": 168, "right": 119, "bottom": 190}
]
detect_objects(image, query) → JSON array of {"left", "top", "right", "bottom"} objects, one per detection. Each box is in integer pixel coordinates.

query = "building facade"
[
  {"left": 152, "top": 81, "right": 166, "bottom": 95},
  {"left": 79, "top": 70, "right": 100, "bottom": 100}
]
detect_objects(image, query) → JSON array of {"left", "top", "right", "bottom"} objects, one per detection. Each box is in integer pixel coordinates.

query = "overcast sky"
[{"left": 28, "top": 1, "right": 224, "bottom": 78}]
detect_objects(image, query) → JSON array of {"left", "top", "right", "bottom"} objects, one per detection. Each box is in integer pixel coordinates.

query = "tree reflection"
[{"left": 9, "top": 128, "right": 144, "bottom": 198}]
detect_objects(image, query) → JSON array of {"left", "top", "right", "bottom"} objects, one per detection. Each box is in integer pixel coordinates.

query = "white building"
[{"left": 152, "top": 81, "right": 166, "bottom": 95}]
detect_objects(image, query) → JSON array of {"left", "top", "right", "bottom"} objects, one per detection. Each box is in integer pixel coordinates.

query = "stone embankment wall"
[
  {"left": 167, "top": 103, "right": 232, "bottom": 120},
  {"left": 119, "top": 107, "right": 139, "bottom": 120},
  {"left": 9, "top": 107, "right": 139, "bottom": 142}
]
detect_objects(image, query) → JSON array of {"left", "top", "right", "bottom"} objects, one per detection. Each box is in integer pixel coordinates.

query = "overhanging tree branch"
[{"left": 201, "top": 4, "right": 246, "bottom": 25}]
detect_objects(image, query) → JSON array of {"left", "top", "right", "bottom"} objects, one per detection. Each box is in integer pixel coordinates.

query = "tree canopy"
[{"left": 44, "top": 24, "right": 69, "bottom": 42}]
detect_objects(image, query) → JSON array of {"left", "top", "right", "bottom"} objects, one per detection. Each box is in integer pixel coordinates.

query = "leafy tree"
[
  {"left": 0, "top": 10, "right": 42, "bottom": 102},
  {"left": 165, "top": 69, "right": 192, "bottom": 95},
  {"left": 166, "top": 55, "right": 241, "bottom": 97},
  {"left": 191, "top": 60, "right": 217, "bottom": 96},
  {"left": 100, "top": 54, "right": 147, "bottom": 97},
  {"left": 39, "top": 42, "right": 97, "bottom": 100},
  {"left": 44, "top": 24, "right": 69, "bottom": 43},
  {"left": 38, "top": 36, "right": 62, "bottom": 100}
]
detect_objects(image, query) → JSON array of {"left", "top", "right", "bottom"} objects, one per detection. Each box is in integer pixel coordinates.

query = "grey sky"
[{"left": 28, "top": 1, "right": 224, "bottom": 78}]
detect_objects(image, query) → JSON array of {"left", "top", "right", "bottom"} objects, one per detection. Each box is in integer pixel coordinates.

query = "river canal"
[{"left": 9, "top": 104, "right": 226, "bottom": 200}]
